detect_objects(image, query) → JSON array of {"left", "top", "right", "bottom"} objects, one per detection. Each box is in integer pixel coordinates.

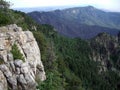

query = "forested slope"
[{"left": 0, "top": 1, "right": 120, "bottom": 89}]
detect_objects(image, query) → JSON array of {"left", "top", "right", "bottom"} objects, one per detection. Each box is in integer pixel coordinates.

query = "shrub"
[
  {"left": 11, "top": 44, "right": 25, "bottom": 62},
  {"left": 0, "top": 59, "right": 4, "bottom": 65}
]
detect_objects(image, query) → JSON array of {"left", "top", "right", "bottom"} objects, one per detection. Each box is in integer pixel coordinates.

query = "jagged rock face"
[
  {"left": 0, "top": 70, "right": 7, "bottom": 90},
  {"left": 0, "top": 24, "right": 46, "bottom": 90},
  {"left": 90, "top": 33, "right": 120, "bottom": 72}
]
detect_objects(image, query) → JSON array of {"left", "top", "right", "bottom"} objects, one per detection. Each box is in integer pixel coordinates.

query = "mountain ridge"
[
  {"left": 28, "top": 6, "right": 120, "bottom": 39},
  {"left": 1, "top": 1, "right": 120, "bottom": 89}
]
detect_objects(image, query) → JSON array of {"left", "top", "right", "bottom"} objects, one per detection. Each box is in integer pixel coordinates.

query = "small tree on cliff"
[
  {"left": 0, "top": 0, "right": 10, "bottom": 9},
  {"left": 0, "top": 0, "right": 15, "bottom": 26}
]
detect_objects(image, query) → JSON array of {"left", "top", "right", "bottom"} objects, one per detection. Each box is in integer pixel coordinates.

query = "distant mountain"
[
  {"left": 13, "top": 6, "right": 75, "bottom": 13},
  {"left": 28, "top": 6, "right": 120, "bottom": 39}
]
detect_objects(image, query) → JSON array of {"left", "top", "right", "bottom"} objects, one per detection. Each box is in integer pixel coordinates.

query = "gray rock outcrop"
[
  {"left": 0, "top": 70, "right": 7, "bottom": 90},
  {"left": 90, "top": 33, "right": 119, "bottom": 72},
  {"left": 0, "top": 24, "right": 46, "bottom": 90}
]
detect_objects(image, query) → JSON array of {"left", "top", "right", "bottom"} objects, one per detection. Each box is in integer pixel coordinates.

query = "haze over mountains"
[
  {"left": 13, "top": 6, "right": 76, "bottom": 13},
  {"left": 28, "top": 6, "right": 120, "bottom": 39}
]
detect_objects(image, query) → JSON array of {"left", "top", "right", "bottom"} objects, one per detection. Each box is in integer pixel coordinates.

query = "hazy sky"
[{"left": 6, "top": 0, "right": 120, "bottom": 12}]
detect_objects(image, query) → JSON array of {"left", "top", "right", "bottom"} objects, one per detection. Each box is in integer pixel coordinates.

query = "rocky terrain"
[
  {"left": 91, "top": 33, "right": 120, "bottom": 72},
  {"left": 0, "top": 24, "right": 46, "bottom": 90},
  {"left": 0, "top": 1, "right": 120, "bottom": 89}
]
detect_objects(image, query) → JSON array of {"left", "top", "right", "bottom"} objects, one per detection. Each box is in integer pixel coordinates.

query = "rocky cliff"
[
  {"left": 90, "top": 32, "right": 120, "bottom": 72},
  {"left": 0, "top": 24, "right": 46, "bottom": 90}
]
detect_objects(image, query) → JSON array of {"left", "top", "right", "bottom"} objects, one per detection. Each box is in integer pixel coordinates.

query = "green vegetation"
[
  {"left": 11, "top": 44, "right": 25, "bottom": 62},
  {"left": 0, "top": 3, "right": 36, "bottom": 30},
  {"left": 35, "top": 24, "right": 120, "bottom": 90},
  {"left": 0, "top": 0, "right": 10, "bottom": 9},
  {"left": 0, "top": 2, "right": 120, "bottom": 89},
  {"left": 0, "top": 59, "right": 4, "bottom": 65},
  {"left": 0, "top": 0, "right": 12, "bottom": 26},
  {"left": 0, "top": 9, "right": 12, "bottom": 26}
]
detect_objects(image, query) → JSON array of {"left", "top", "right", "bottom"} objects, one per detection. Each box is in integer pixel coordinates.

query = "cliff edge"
[{"left": 0, "top": 24, "right": 46, "bottom": 90}]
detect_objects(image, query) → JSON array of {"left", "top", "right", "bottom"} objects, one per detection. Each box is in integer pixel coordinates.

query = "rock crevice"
[{"left": 0, "top": 24, "right": 46, "bottom": 90}]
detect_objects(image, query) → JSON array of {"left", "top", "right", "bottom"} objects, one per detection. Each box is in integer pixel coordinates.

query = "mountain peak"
[
  {"left": 67, "top": 6, "right": 96, "bottom": 10},
  {"left": 80, "top": 6, "right": 97, "bottom": 11},
  {"left": 85, "top": 6, "right": 95, "bottom": 8},
  {"left": 63, "top": 6, "right": 99, "bottom": 14},
  {"left": 28, "top": 6, "right": 120, "bottom": 39}
]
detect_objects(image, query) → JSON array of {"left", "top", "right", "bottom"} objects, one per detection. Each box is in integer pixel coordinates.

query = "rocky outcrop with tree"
[{"left": 0, "top": 24, "right": 46, "bottom": 90}]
